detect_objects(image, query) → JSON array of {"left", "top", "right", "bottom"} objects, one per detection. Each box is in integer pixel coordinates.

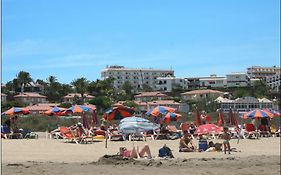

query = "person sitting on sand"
[
  {"left": 179, "top": 132, "right": 197, "bottom": 152},
  {"left": 221, "top": 126, "right": 231, "bottom": 154},
  {"left": 119, "top": 144, "right": 152, "bottom": 159}
]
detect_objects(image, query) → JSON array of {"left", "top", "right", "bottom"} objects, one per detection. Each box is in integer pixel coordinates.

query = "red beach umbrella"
[{"left": 194, "top": 124, "right": 222, "bottom": 135}]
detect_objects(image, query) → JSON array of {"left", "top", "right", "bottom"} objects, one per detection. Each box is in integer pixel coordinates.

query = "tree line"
[{"left": 2, "top": 70, "right": 279, "bottom": 114}]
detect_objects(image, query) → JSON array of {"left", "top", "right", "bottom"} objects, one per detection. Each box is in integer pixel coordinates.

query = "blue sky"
[{"left": 2, "top": 0, "right": 280, "bottom": 84}]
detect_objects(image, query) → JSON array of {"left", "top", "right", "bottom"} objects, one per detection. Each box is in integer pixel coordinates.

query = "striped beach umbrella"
[
  {"left": 243, "top": 109, "right": 274, "bottom": 119},
  {"left": 2, "top": 107, "right": 30, "bottom": 116},
  {"left": 150, "top": 106, "right": 176, "bottom": 116},
  {"left": 44, "top": 106, "right": 66, "bottom": 116},
  {"left": 119, "top": 116, "right": 159, "bottom": 134},
  {"left": 264, "top": 109, "right": 281, "bottom": 117},
  {"left": 103, "top": 105, "right": 135, "bottom": 121},
  {"left": 164, "top": 112, "right": 181, "bottom": 123},
  {"left": 66, "top": 105, "right": 93, "bottom": 113}
]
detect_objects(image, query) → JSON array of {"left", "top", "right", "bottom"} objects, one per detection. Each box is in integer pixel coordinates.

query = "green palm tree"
[
  {"left": 17, "top": 71, "right": 33, "bottom": 93},
  {"left": 71, "top": 77, "right": 89, "bottom": 102}
]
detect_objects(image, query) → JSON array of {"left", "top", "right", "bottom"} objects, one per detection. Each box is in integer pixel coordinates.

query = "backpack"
[{"left": 158, "top": 145, "right": 174, "bottom": 158}]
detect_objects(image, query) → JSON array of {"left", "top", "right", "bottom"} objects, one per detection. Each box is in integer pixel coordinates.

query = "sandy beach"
[{"left": 1, "top": 133, "right": 280, "bottom": 175}]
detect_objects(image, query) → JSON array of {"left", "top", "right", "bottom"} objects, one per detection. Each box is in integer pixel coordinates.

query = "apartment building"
[
  {"left": 101, "top": 65, "right": 174, "bottom": 92},
  {"left": 199, "top": 74, "right": 227, "bottom": 88},
  {"left": 247, "top": 66, "right": 280, "bottom": 80},
  {"left": 156, "top": 77, "right": 188, "bottom": 92},
  {"left": 266, "top": 73, "right": 280, "bottom": 92},
  {"left": 226, "top": 72, "right": 249, "bottom": 87}
]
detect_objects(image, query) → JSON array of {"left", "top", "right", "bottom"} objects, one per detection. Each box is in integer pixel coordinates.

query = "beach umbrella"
[
  {"left": 66, "top": 105, "right": 93, "bottom": 113},
  {"left": 149, "top": 106, "right": 176, "bottom": 116},
  {"left": 264, "top": 109, "right": 281, "bottom": 117},
  {"left": 1, "top": 107, "right": 30, "bottom": 116},
  {"left": 103, "top": 105, "right": 135, "bottom": 121},
  {"left": 44, "top": 106, "right": 66, "bottom": 116},
  {"left": 164, "top": 112, "right": 181, "bottom": 123},
  {"left": 243, "top": 109, "right": 274, "bottom": 119},
  {"left": 119, "top": 116, "right": 159, "bottom": 134},
  {"left": 217, "top": 109, "right": 225, "bottom": 126},
  {"left": 103, "top": 105, "right": 135, "bottom": 148},
  {"left": 229, "top": 108, "right": 238, "bottom": 126},
  {"left": 194, "top": 123, "right": 222, "bottom": 135},
  {"left": 66, "top": 105, "right": 95, "bottom": 129},
  {"left": 195, "top": 109, "right": 202, "bottom": 126}
]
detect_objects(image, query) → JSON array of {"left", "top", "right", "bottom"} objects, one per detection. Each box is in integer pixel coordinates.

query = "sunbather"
[
  {"left": 120, "top": 144, "right": 152, "bottom": 159},
  {"left": 205, "top": 141, "right": 222, "bottom": 152},
  {"left": 179, "top": 132, "right": 197, "bottom": 152}
]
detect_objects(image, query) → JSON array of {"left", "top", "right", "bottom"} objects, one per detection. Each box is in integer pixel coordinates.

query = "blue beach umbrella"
[{"left": 119, "top": 116, "right": 159, "bottom": 134}]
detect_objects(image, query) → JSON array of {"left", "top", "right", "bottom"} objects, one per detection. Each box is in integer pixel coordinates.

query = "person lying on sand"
[
  {"left": 205, "top": 141, "right": 240, "bottom": 153},
  {"left": 179, "top": 132, "right": 197, "bottom": 152},
  {"left": 119, "top": 144, "right": 152, "bottom": 159},
  {"left": 205, "top": 141, "right": 222, "bottom": 152}
]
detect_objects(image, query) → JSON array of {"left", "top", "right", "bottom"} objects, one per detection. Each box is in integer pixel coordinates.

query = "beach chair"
[
  {"left": 59, "top": 126, "right": 82, "bottom": 144},
  {"left": 244, "top": 123, "right": 259, "bottom": 139},
  {"left": 108, "top": 129, "right": 124, "bottom": 141},
  {"left": 143, "top": 130, "right": 156, "bottom": 140},
  {"left": 258, "top": 125, "right": 271, "bottom": 137},
  {"left": 129, "top": 132, "right": 145, "bottom": 141},
  {"left": 166, "top": 125, "right": 181, "bottom": 140}
]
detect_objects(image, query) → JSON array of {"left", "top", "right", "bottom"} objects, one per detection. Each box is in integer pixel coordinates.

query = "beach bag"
[{"left": 158, "top": 145, "right": 174, "bottom": 158}]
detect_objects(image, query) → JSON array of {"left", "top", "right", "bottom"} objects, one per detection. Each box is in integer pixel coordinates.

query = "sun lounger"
[
  {"left": 258, "top": 125, "right": 271, "bottom": 137},
  {"left": 244, "top": 123, "right": 260, "bottom": 139},
  {"left": 59, "top": 126, "right": 82, "bottom": 144}
]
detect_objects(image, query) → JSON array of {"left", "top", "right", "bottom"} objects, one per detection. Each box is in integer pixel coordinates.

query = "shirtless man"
[{"left": 179, "top": 132, "right": 196, "bottom": 152}]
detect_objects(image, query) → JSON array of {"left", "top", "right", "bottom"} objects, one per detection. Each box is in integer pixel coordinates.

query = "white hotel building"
[
  {"left": 101, "top": 66, "right": 174, "bottom": 92},
  {"left": 199, "top": 74, "right": 227, "bottom": 88},
  {"left": 226, "top": 72, "right": 249, "bottom": 87},
  {"left": 266, "top": 73, "right": 280, "bottom": 92},
  {"left": 156, "top": 76, "right": 188, "bottom": 92}
]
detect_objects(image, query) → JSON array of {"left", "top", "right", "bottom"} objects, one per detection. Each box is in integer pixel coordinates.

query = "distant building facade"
[
  {"left": 181, "top": 89, "right": 224, "bottom": 101},
  {"left": 266, "top": 73, "right": 280, "bottom": 92},
  {"left": 26, "top": 103, "right": 59, "bottom": 114},
  {"left": 156, "top": 77, "right": 188, "bottom": 92},
  {"left": 14, "top": 92, "right": 48, "bottom": 104},
  {"left": 62, "top": 93, "right": 95, "bottom": 103},
  {"left": 216, "top": 96, "right": 273, "bottom": 112},
  {"left": 101, "top": 65, "right": 174, "bottom": 92},
  {"left": 199, "top": 75, "right": 227, "bottom": 88},
  {"left": 226, "top": 72, "right": 249, "bottom": 87},
  {"left": 247, "top": 66, "right": 280, "bottom": 80},
  {"left": 134, "top": 92, "right": 168, "bottom": 102}
]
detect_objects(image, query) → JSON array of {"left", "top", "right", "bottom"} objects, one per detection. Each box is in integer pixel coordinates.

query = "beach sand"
[{"left": 1, "top": 133, "right": 280, "bottom": 175}]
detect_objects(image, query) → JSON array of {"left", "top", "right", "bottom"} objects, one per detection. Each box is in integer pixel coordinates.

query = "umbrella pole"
[{"left": 105, "top": 115, "right": 108, "bottom": 148}]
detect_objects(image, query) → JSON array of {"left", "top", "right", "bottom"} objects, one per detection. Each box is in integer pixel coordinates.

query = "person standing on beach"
[{"left": 221, "top": 127, "right": 231, "bottom": 154}]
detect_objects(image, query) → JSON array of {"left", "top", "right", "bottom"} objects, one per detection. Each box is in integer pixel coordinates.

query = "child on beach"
[{"left": 221, "top": 126, "right": 231, "bottom": 154}]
